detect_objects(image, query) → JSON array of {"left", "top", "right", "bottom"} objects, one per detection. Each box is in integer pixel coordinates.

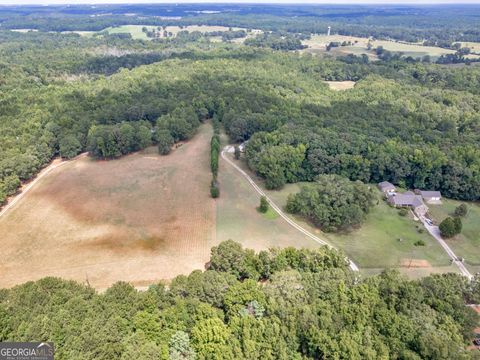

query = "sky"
[{"left": 1, "top": 0, "right": 479, "bottom": 4}]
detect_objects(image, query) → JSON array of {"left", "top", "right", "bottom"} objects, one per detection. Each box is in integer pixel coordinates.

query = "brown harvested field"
[
  {"left": 0, "top": 123, "right": 215, "bottom": 290},
  {"left": 400, "top": 259, "right": 431, "bottom": 268}
]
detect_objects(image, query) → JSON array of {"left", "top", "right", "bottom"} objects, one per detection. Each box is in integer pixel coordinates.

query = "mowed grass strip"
[
  {"left": 0, "top": 123, "right": 215, "bottom": 290},
  {"left": 428, "top": 199, "right": 480, "bottom": 265},
  {"left": 216, "top": 145, "right": 317, "bottom": 253}
]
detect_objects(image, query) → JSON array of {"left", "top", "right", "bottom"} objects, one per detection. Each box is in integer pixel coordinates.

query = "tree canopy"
[{"left": 0, "top": 241, "right": 479, "bottom": 359}]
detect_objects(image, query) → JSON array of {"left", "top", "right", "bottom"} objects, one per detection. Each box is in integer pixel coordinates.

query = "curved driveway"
[{"left": 221, "top": 146, "right": 359, "bottom": 272}]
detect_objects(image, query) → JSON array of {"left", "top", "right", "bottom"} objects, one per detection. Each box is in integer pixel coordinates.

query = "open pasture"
[
  {"left": 102, "top": 25, "right": 252, "bottom": 40},
  {"left": 219, "top": 153, "right": 453, "bottom": 277},
  {"left": 265, "top": 182, "right": 451, "bottom": 271},
  {"left": 302, "top": 34, "right": 459, "bottom": 60},
  {"left": 373, "top": 39, "right": 456, "bottom": 58},
  {"left": 0, "top": 124, "right": 216, "bottom": 290}
]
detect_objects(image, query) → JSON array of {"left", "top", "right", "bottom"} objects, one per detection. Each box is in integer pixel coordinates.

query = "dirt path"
[
  {"left": 221, "top": 146, "right": 359, "bottom": 272},
  {"left": 0, "top": 153, "right": 87, "bottom": 220}
]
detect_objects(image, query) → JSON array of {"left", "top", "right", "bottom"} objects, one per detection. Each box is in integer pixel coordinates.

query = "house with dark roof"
[
  {"left": 378, "top": 181, "right": 395, "bottom": 194},
  {"left": 388, "top": 193, "right": 428, "bottom": 215}
]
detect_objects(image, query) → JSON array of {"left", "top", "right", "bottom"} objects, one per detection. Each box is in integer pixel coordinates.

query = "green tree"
[
  {"left": 454, "top": 203, "right": 468, "bottom": 217},
  {"left": 157, "top": 130, "right": 174, "bottom": 155},
  {"left": 286, "top": 174, "right": 374, "bottom": 232},
  {"left": 210, "top": 179, "right": 219, "bottom": 199},
  {"left": 439, "top": 217, "right": 461, "bottom": 238},
  {"left": 169, "top": 331, "right": 196, "bottom": 360},
  {"left": 59, "top": 134, "right": 82, "bottom": 159},
  {"left": 191, "top": 318, "right": 240, "bottom": 360},
  {"left": 134, "top": 125, "right": 152, "bottom": 150},
  {"left": 453, "top": 216, "right": 462, "bottom": 234},
  {"left": 258, "top": 196, "right": 269, "bottom": 213},
  {"left": 118, "top": 123, "right": 135, "bottom": 155}
]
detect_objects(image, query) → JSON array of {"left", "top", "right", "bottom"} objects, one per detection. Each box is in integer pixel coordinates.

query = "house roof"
[
  {"left": 420, "top": 190, "right": 442, "bottom": 198},
  {"left": 388, "top": 194, "right": 425, "bottom": 208},
  {"left": 378, "top": 181, "right": 395, "bottom": 191}
]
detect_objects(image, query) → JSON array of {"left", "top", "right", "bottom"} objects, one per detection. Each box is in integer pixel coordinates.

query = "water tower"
[{"left": 327, "top": 26, "right": 331, "bottom": 36}]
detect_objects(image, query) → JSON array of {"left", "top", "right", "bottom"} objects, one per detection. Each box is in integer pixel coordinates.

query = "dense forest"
[
  {"left": 1, "top": 240, "right": 480, "bottom": 359},
  {"left": 1, "top": 29, "right": 479, "bottom": 205}
]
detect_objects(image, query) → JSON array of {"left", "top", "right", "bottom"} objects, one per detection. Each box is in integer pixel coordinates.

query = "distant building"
[
  {"left": 415, "top": 190, "right": 442, "bottom": 203},
  {"left": 388, "top": 193, "right": 428, "bottom": 215},
  {"left": 378, "top": 181, "right": 395, "bottom": 194}
]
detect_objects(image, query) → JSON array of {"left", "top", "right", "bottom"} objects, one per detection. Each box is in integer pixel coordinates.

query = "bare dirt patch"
[
  {"left": 400, "top": 259, "right": 432, "bottom": 268},
  {"left": 0, "top": 124, "right": 215, "bottom": 290},
  {"left": 325, "top": 81, "right": 356, "bottom": 91}
]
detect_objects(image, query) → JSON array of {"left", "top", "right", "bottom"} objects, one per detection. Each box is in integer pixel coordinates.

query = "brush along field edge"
[{"left": 221, "top": 145, "right": 360, "bottom": 272}]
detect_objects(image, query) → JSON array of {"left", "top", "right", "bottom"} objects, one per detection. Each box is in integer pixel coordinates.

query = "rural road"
[
  {"left": 221, "top": 146, "right": 360, "bottom": 272},
  {"left": 0, "top": 153, "right": 87, "bottom": 220},
  {"left": 419, "top": 216, "right": 473, "bottom": 279}
]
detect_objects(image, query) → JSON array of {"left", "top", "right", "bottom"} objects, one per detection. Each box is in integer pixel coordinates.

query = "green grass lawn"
[
  {"left": 103, "top": 25, "right": 156, "bottom": 40},
  {"left": 259, "top": 206, "right": 279, "bottom": 220},
  {"left": 266, "top": 182, "right": 451, "bottom": 269},
  {"left": 427, "top": 199, "right": 480, "bottom": 265},
  {"left": 225, "top": 156, "right": 452, "bottom": 271}
]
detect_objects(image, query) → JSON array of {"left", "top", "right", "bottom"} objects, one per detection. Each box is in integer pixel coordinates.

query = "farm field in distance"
[
  {"left": 98, "top": 25, "right": 257, "bottom": 41},
  {"left": 302, "top": 34, "right": 476, "bottom": 60},
  {"left": 0, "top": 123, "right": 216, "bottom": 290}
]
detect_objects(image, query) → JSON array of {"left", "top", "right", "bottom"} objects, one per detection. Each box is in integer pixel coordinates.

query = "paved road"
[
  {"left": 0, "top": 153, "right": 86, "bottom": 220},
  {"left": 221, "top": 146, "right": 359, "bottom": 272},
  {"left": 419, "top": 215, "right": 473, "bottom": 279}
]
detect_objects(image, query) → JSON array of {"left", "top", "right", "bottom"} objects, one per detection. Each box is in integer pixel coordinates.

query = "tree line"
[
  {"left": 1, "top": 240, "right": 480, "bottom": 359},
  {"left": 210, "top": 119, "right": 221, "bottom": 198}
]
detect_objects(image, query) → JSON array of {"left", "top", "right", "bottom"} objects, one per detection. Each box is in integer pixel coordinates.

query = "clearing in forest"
[
  {"left": 265, "top": 181, "right": 452, "bottom": 271},
  {"left": 101, "top": 25, "right": 253, "bottom": 40},
  {"left": 0, "top": 123, "right": 215, "bottom": 290},
  {"left": 325, "top": 81, "right": 356, "bottom": 91},
  {"left": 302, "top": 34, "right": 465, "bottom": 60}
]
